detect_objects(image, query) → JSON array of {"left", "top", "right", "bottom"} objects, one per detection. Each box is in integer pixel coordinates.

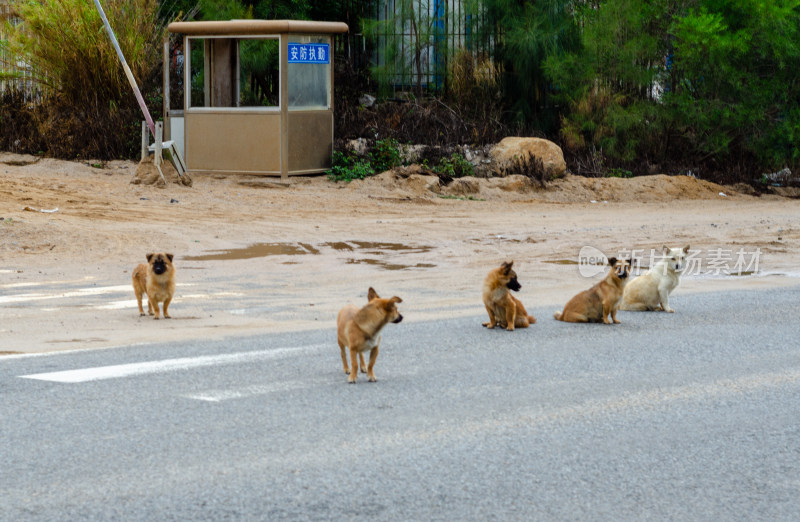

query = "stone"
[{"left": 489, "top": 137, "right": 567, "bottom": 179}]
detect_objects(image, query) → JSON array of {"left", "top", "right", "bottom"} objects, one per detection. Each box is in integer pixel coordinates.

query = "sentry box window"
[
  {"left": 165, "top": 20, "right": 348, "bottom": 179},
  {"left": 187, "top": 37, "right": 280, "bottom": 109}
]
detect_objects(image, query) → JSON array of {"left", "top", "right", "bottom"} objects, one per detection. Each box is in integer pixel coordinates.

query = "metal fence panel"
[
  {"left": 335, "top": 0, "right": 493, "bottom": 95},
  {"left": 0, "top": 2, "right": 45, "bottom": 102}
]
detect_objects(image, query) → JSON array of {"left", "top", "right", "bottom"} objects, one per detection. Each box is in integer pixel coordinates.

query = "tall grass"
[
  {"left": 6, "top": 0, "right": 165, "bottom": 105},
  {"left": 1, "top": 0, "right": 167, "bottom": 158}
]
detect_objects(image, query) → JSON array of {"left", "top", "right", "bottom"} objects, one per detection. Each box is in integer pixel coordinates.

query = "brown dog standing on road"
[
  {"left": 482, "top": 261, "right": 536, "bottom": 331},
  {"left": 554, "top": 257, "right": 631, "bottom": 324},
  {"left": 132, "top": 253, "right": 176, "bottom": 320},
  {"left": 337, "top": 287, "right": 403, "bottom": 383}
]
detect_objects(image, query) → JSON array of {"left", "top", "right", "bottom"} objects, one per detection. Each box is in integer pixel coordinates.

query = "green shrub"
[
  {"left": 370, "top": 138, "right": 402, "bottom": 173},
  {"left": 435, "top": 152, "right": 474, "bottom": 178},
  {"left": 326, "top": 151, "right": 374, "bottom": 182},
  {"left": 606, "top": 167, "right": 633, "bottom": 178}
]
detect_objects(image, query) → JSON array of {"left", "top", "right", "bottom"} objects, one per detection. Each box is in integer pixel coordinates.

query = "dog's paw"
[
  {"left": 368, "top": 375, "right": 377, "bottom": 382},
  {"left": 665, "top": 308, "right": 675, "bottom": 313},
  {"left": 347, "top": 378, "right": 357, "bottom": 384},
  {"left": 482, "top": 322, "right": 494, "bottom": 329},
  {"left": 505, "top": 326, "right": 515, "bottom": 331}
]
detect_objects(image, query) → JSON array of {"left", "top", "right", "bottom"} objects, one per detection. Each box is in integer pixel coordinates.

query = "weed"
[
  {"left": 326, "top": 151, "right": 374, "bottom": 182},
  {"left": 435, "top": 153, "right": 474, "bottom": 178},
  {"left": 370, "top": 138, "right": 402, "bottom": 173},
  {"left": 606, "top": 168, "right": 633, "bottom": 178},
  {"left": 506, "top": 152, "right": 549, "bottom": 187}
]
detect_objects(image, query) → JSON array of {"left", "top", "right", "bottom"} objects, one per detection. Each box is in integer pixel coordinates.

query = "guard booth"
[{"left": 164, "top": 20, "right": 348, "bottom": 180}]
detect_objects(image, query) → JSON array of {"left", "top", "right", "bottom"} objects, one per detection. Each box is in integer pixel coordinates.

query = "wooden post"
[{"left": 140, "top": 121, "right": 148, "bottom": 161}]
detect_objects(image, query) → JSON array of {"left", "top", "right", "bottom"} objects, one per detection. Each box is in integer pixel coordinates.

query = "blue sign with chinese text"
[{"left": 288, "top": 43, "right": 330, "bottom": 64}]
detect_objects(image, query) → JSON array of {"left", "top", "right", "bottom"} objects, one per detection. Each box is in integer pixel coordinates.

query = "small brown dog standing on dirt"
[
  {"left": 554, "top": 257, "right": 631, "bottom": 324},
  {"left": 337, "top": 287, "right": 403, "bottom": 383},
  {"left": 132, "top": 253, "right": 176, "bottom": 320},
  {"left": 482, "top": 261, "right": 536, "bottom": 331}
]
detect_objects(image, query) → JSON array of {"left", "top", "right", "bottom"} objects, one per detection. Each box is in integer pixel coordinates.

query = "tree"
[
  {"left": 668, "top": 0, "right": 800, "bottom": 169},
  {"left": 479, "top": 0, "right": 581, "bottom": 131},
  {"left": 543, "top": 0, "right": 800, "bottom": 176}
]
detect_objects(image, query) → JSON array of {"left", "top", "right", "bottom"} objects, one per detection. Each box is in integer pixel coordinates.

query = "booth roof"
[{"left": 168, "top": 19, "right": 348, "bottom": 35}]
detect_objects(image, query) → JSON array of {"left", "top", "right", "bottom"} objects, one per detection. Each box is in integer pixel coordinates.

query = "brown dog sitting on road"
[
  {"left": 482, "top": 261, "right": 536, "bottom": 331},
  {"left": 132, "top": 253, "right": 176, "bottom": 320},
  {"left": 554, "top": 257, "right": 631, "bottom": 324},
  {"left": 337, "top": 287, "right": 403, "bottom": 383}
]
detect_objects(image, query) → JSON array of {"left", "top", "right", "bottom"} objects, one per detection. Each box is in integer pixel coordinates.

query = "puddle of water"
[
  {"left": 299, "top": 242, "right": 320, "bottom": 254},
  {"left": 184, "top": 243, "right": 316, "bottom": 261},
  {"left": 323, "top": 242, "right": 354, "bottom": 252},
  {"left": 187, "top": 241, "right": 433, "bottom": 262},
  {"left": 347, "top": 241, "right": 433, "bottom": 254},
  {"left": 544, "top": 259, "right": 579, "bottom": 265},
  {"left": 346, "top": 259, "right": 436, "bottom": 271}
]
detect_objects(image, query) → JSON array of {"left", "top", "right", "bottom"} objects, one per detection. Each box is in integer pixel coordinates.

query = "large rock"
[{"left": 489, "top": 137, "right": 567, "bottom": 179}]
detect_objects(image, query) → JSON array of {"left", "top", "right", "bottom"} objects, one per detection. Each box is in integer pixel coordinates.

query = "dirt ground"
[{"left": 1, "top": 151, "right": 799, "bottom": 355}]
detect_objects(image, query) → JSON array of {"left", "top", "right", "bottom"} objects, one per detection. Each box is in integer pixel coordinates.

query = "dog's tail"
[
  {"left": 528, "top": 315, "right": 536, "bottom": 324},
  {"left": 553, "top": 310, "right": 562, "bottom": 321}
]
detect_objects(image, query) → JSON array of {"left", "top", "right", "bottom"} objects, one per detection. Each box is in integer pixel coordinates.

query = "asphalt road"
[{"left": 2, "top": 286, "right": 800, "bottom": 521}]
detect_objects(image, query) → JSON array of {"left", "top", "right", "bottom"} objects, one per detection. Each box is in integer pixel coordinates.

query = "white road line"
[
  {"left": 0, "top": 283, "right": 198, "bottom": 304},
  {"left": 0, "top": 277, "right": 95, "bottom": 288},
  {"left": 0, "top": 285, "right": 131, "bottom": 304},
  {"left": 184, "top": 380, "right": 318, "bottom": 402},
  {"left": 19, "top": 344, "right": 327, "bottom": 383}
]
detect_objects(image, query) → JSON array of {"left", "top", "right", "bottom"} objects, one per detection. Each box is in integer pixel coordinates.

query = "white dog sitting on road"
[{"left": 620, "top": 245, "right": 690, "bottom": 313}]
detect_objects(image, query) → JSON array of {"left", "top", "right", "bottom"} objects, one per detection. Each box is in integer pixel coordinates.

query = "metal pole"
[{"left": 92, "top": 0, "right": 156, "bottom": 137}]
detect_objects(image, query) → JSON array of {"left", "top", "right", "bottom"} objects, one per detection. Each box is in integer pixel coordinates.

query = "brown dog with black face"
[
  {"left": 337, "top": 287, "right": 403, "bottom": 383},
  {"left": 554, "top": 257, "right": 631, "bottom": 324},
  {"left": 132, "top": 253, "right": 176, "bottom": 320},
  {"left": 482, "top": 261, "right": 536, "bottom": 331}
]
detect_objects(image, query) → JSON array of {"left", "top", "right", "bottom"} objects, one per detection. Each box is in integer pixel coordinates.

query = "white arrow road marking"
[{"left": 19, "top": 344, "right": 327, "bottom": 383}]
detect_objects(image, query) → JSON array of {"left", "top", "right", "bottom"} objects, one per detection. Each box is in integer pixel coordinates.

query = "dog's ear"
[
  {"left": 683, "top": 245, "right": 690, "bottom": 253},
  {"left": 367, "top": 287, "right": 379, "bottom": 301},
  {"left": 146, "top": 253, "right": 154, "bottom": 262},
  {"left": 502, "top": 261, "right": 514, "bottom": 274},
  {"left": 607, "top": 257, "right": 617, "bottom": 266},
  {"left": 662, "top": 245, "right": 670, "bottom": 255},
  {"left": 166, "top": 254, "right": 174, "bottom": 262},
  {"left": 389, "top": 296, "right": 402, "bottom": 304}
]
